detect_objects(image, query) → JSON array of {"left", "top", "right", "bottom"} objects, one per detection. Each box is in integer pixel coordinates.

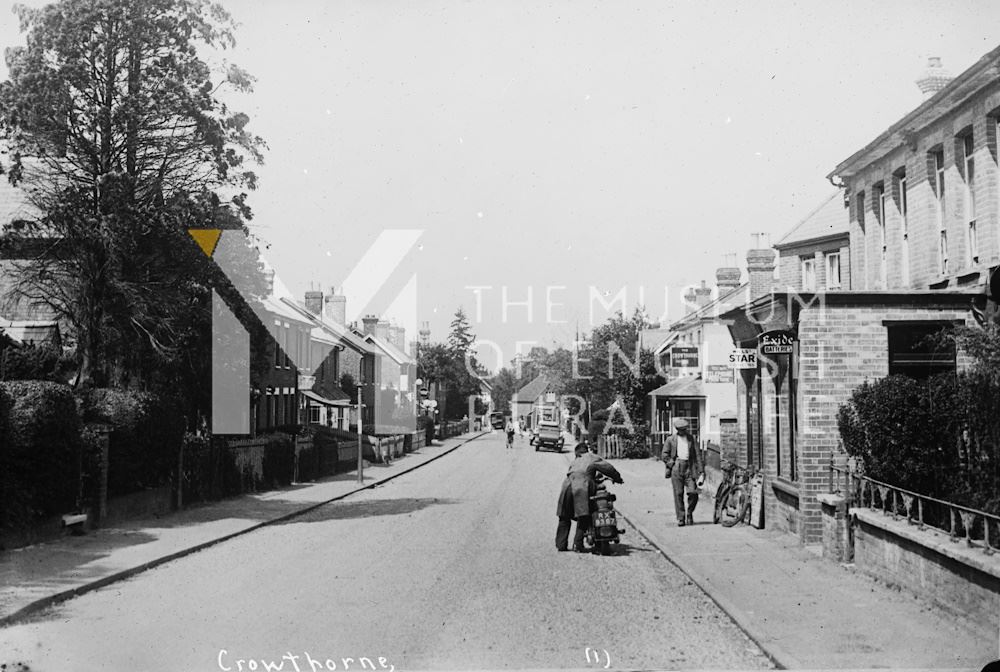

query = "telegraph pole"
[{"left": 357, "top": 384, "right": 364, "bottom": 483}]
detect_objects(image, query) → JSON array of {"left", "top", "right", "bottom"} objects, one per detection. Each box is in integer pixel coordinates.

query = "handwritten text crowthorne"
[{"left": 217, "top": 650, "right": 395, "bottom": 672}]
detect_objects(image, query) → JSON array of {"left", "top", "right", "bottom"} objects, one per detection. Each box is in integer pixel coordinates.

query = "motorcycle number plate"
[{"left": 594, "top": 511, "right": 615, "bottom": 527}]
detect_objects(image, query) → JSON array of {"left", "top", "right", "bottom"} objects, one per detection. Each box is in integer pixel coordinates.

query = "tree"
[
  {"left": 447, "top": 307, "right": 475, "bottom": 356},
  {"left": 0, "top": 0, "right": 265, "bottom": 389}
]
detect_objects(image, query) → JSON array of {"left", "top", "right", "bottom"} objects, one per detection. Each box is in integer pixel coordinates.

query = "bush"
[
  {"left": 78, "top": 388, "right": 186, "bottom": 497},
  {"left": 0, "top": 343, "right": 74, "bottom": 382},
  {"left": 261, "top": 432, "right": 295, "bottom": 488},
  {"left": 0, "top": 381, "right": 81, "bottom": 531}
]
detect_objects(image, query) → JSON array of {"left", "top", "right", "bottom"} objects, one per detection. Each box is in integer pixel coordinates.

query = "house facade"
[
  {"left": 720, "top": 48, "right": 1000, "bottom": 543},
  {"left": 646, "top": 268, "right": 744, "bottom": 447}
]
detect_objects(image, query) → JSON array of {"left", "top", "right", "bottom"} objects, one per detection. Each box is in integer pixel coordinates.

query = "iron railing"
[{"left": 829, "top": 452, "right": 1000, "bottom": 555}]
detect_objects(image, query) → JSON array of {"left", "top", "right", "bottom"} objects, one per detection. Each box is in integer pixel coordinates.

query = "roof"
[
  {"left": 262, "top": 294, "right": 313, "bottom": 326},
  {"left": 774, "top": 192, "right": 849, "bottom": 250},
  {"left": 362, "top": 332, "right": 415, "bottom": 366},
  {"left": 667, "top": 282, "right": 751, "bottom": 334},
  {"left": 514, "top": 374, "right": 549, "bottom": 404},
  {"left": 280, "top": 297, "right": 378, "bottom": 355},
  {"left": 829, "top": 44, "right": 1000, "bottom": 179},
  {"left": 0, "top": 319, "right": 60, "bottom": 345},
  {"left": 648, "top": 376, "right": 703, "bottom": 398},
  {"left": 302, "top": 388, "right": 353, "bottom": 407}
]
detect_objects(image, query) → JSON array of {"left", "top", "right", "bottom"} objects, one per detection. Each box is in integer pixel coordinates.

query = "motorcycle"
[{"left": 585, "top": 474, "right": 626, "bottom": 555}]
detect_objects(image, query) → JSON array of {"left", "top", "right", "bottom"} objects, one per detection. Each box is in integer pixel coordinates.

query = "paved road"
[{"left": 0, "top": 432, "right": 773, "bottom": 671}]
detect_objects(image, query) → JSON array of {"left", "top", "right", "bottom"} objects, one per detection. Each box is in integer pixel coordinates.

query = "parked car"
[{"left": 490, "top": 412, "right": 505, "bottom": 429}]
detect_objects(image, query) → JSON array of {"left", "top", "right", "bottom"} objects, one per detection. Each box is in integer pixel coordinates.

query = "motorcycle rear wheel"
[{"left": 719, "top": 485, "right": 750, "bottom": 527}]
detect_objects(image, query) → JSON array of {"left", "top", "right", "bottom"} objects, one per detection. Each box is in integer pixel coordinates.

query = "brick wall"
[
  {"left": 846, "top": 86, "right": 1000, "bottom": 290},
  {"left": 720, "top": 416, "right": 739, "bottom": 465},
  {"left": 796, "top": 301, "right": 974, "bottom": 543},
  {"left": 852, "top": 509, "right": 1000, "bottom": 629}
]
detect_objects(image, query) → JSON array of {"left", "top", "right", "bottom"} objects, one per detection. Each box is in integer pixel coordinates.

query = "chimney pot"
[{"left": 916, "top": 56, "right": 952, "bottom": 98}]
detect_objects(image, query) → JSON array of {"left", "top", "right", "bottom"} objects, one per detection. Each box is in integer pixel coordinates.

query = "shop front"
[{"left": 721, "top": 290, "right": 979, "bottom": 543}]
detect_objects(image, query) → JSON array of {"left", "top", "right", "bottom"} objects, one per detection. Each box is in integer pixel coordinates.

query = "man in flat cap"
[
  {"left": 662, "top": 418, "right": 703, "bottom": 526},
  {"left": 556, "top": 441, "right": 624, "bottom": 552}
]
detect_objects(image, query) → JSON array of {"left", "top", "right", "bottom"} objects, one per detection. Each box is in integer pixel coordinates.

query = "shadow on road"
[{"left": 277, "top": 497, "right": 460, "bottom": 524}]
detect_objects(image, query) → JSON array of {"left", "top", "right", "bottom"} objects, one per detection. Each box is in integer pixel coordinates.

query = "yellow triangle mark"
[{"left": 188, "top": 229, "right": 222, "bottom": 257}]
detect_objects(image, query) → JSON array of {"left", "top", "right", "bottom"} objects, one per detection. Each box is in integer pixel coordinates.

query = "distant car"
[
  {"left": 490, "top": 412, "right": 505, "bottom": 429},
  {"left": 534, "top": 421, "right": 565, "bottom": 452}
]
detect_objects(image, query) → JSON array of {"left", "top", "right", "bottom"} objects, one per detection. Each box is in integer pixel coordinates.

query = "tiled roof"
[
  {"left": 280, "top": 297, "right": 377, "bottom": 355},
  {"left": 648, "top": 376, "right": 703, "bottom": 398},
  {"left": 775, "top": 192, "right": 849, "bottom": 249}
]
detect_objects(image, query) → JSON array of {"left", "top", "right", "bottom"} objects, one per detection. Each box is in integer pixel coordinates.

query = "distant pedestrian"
[
  {"left": 505, "top": 419, "right": 515, "bottom": 449},
  {"left": 556, "top": 442, "right": 623, "bottom": 552},
  {"left": 662, "top": 418, "right": 704, "bottom": 526}
]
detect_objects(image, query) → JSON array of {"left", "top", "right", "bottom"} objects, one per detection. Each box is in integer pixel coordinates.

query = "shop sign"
[
  {"left": 728, "top": 348, "right": 757, "bottom": 369},
  {"left": 758, "top": 330, "right": 796, "bottom": 355},
  {"left": 705, "top": 365, "right": 733, "bottom": 383},
  {"left": 670, "top": 346, "right": 700, "bottom": 369}
]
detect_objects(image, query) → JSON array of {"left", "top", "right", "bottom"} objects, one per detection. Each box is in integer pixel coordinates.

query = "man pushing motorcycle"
[{"left": 556, "top": 441, "right": 624, "bottom": 553}]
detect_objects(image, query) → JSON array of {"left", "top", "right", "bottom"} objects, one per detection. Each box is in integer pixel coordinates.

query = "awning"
[
  {"left": 648, "top": 376, "right": 704, "bottom": 398},
  {"left": 302, "top": 389, "right": 353, "bottom": 407}
]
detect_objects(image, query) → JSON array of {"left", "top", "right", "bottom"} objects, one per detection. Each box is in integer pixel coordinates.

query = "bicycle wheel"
[
  {"left": 713, "top": 482, "right": 729, "bottom": 524},
  {"left": 719, "top": 485, "right": 750, "bottom": 527}
]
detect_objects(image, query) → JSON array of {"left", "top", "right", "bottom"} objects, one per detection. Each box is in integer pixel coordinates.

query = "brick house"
[
  {"left": 357, "top": 316, "right": 418, "bottom": 433},
  {"left": 281, "top": 288, "right": 382, "bottom": 432},
  {"left": 722, "top": 181, "right": 981, "bottom": 543}
]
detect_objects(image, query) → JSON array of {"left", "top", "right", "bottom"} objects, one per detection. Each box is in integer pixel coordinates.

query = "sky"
[{"left": 3, "top": 0, "right": 1000, "bottom": 371}]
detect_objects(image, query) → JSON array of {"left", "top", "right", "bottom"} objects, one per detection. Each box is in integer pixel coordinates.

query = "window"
[
  {"left": 886, "top": 322, "right": 956, "bottom": 380},
  {"left": 825, "top": 252, "right": 841, "bottom": 289},
  {"left": 895, "top": 169, "right": 909, "bottom": 286},
  {"left": 931, "top": 149, "right": 947, "bottom": 274},
  {"left": 801, "top": 257, "right": 816, "bottom": 291},
  {"left": 283, "top": 323, "right": 291, "bottom": 368},
  {"left": 855, "top": 191, "right": 866, "bottom": 230},
  {"left": 961, "top": 132, "right": 978, "bottom": 264},
  {"left": 875, "top": 182, "right": 887, "bottom": 287},
  {"left": 273, "top": 320, "right": 282, "bottom": 368},
  {"left": 309, "top": 405, "right": 321, "bottom": 424}
]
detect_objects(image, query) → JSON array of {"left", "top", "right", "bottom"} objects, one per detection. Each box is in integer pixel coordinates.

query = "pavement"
[
  {"left": 607, "top": 453, "right": 999, "bottom": 671},
  {"left": 1, "top": 429, "right": 997, "bottom": 670},
  {"left": 0, "top": 431, "right": 485, "bottom": 628}
]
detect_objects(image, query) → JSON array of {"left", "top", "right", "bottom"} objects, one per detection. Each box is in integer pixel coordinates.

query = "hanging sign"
[
  {"left": 729, "top": 348, "right": 757, "bottom": 369},
  {"left": 758, "top": 330, "right": 796, "bottom": 355}
]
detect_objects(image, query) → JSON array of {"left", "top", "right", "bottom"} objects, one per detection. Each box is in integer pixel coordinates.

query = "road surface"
[{"left": 0, "top": 431, "right": 773, "bottom": 671}]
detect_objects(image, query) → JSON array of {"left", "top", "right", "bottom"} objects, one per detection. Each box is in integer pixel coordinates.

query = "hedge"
[
  {"left": 0, "top": 381, "right": 82, "bottom": 532},
  {"left": 78, "top": 388, "right": 186, "bottom": 498}
]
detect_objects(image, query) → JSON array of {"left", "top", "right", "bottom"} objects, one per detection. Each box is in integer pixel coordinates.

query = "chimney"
[
  {"left": 362, "top": 315, "right": 379, "bottom": 336},
  {"left": 389, "top": 326, "right": 406, "bottom": 349},
  {"left": 716, "top": 266, "right": 741, "bottom": 294},
  {"left": 684, "top": 286, "right": 698, "bottom": 314},
  {"left": 375, "top": 319, "right": 390, "bottom": 342},
  {"left": 325, "top": 287, "right": 346, "bottom": 325},
  {"left": 263, "top": 269, "right": 275, "bottom": 296},
  {"left": 747, "top": 248, "right": 777, "bottom": 300},
  {"left": 409, "top": 340, "right": 419, "bottom": 358},
  {"left": 916, "top": 57, "right": 952, "bottom": 99},
  {"left": 694, "top": 280, "right": 713, "bottom": 309},
  {"left": 304, "top": 288, "right": 324, "bottom": 316}
]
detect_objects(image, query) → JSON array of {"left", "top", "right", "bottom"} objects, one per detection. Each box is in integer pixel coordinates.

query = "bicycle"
[{"left": 713, "top": 461, "right": 755, "bottom": 527}]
